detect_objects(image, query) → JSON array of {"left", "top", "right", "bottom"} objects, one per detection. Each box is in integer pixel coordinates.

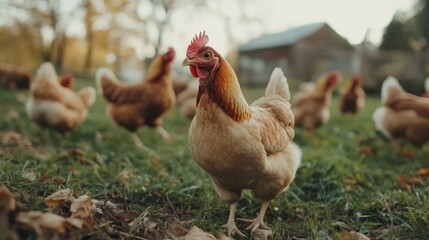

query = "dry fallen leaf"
[
  {"left": 66, "top": 217, "right": 85, "bottom": 229},
  {"left": 416, "top": 168, "right": 429, "bottom": 178},
  {"left": 179, "top": 226, "right": 216, "bottom": 240},
  {"left": 22, "top": 171, "right": 37, "bottom": 182},
  {"left": 253, "top": 229, "right": 273, "bottom": 240},
  {"left": 115, "top": 170, "right": 131, "bottom": 185},
  {"left": 344, "top": 176, "right": 358, "bottom": 189},
  {"left": 113, "top": 209, "right": 139, "bottom": 222},
  {"left": 0, "top": 185, "right": 16, "bottom": 212},
  {"left": 0, "top": 131, "right": 32, "bottom": 148},
  {"left": 358, "top": 145, "right": 372, "bottom": 156},
  {"left": 44, "top": 188, "right": 75, "bottom": 208},
  {"left": 397, "top": 175, "right": 411, "bottom": 191},
  {"left": 338, "top": 231, "right": 370, "bottom": 240},
  {"left": 70, "top": 195, "right": 94, "bottom": 225},
  {"left": 216, "top": 233, "right": 232, "bottom": 240},
  {"left": 16, "top": 211, "right": 68, "bottom": 234},
  {"left": 168, "top": 221, "right": 188, "bottom": 237},
  {"left": 92, "top": 199, "right": 117, "bottom": 215}
]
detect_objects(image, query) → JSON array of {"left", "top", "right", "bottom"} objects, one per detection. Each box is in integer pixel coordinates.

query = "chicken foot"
[
  {"left": 238, "top": 201, "right": 271, "bottom": 233},
  {"left": 156, "top": 126, "right": 172, "bottom": 141},
  {"left": 131, "top": 133, "right": 158, "bottom": 155},
  {"left": 222, "top": 202, "right": 246, "bottom": 237}
]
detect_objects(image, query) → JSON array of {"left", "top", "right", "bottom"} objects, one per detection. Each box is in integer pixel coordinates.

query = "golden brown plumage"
[
  {"left": 339, "top": 74, "right": 365, "bottom": 114},
  {"left": 183, "top": 32, "right": 301, "bottom": 237},
  {"left": 292, "top": 71, "right": 340, "bottom": 131},
  {"left": 96, "top": 48, "right": 176, "bottom": 148},
  {"left": 25, "top": 62, "right": 96, "bottom": 133},
  {"left": 59, "top": 73, "right": 74, "bottom": 90},
  {"left": 373, "top": 76, "right": 429, "bottom": 147}
]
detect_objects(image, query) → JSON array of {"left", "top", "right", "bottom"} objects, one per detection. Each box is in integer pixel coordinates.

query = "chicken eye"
[{"left": 203, "top": 52, "right": 211, "bottom": 59}]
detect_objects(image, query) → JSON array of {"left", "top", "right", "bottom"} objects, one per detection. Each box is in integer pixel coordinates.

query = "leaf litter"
[{"left": 2, "top": 185, "right": 222, "bottom": 239}]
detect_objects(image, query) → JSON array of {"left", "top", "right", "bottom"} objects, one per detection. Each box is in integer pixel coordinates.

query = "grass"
[{"left": 1, "top": 78, "right": 429, "bottom": 240}]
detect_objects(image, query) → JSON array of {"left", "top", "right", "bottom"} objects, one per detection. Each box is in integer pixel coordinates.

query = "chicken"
[
  {"left": 292, "top": 71, "right": 340, "bottom": 130},
  {"left": 424, "top": 77, "right": 429, "bottom": 98},
  {"left": 59, "top": 73, "right": 74, "bottom": 90},
  {"left": 172, "top": 76, "right": 190, "bottom": 96},
  {"left": 0, "top": 64, "right": 32, "bottom": 90},
  {"left": 25, "top": 62, "right": 96, "bottom": 133},
  {"left": 182, "top": 32, "right": 301, "bottom": 237},
  {"left": 176, "top": 80, "right": 198, "bottom": 119},
  {"left": 339, "top": 73, "right": 365, "bottom": 114},
  {"left": 373, "top": 76, "right": 429, "bottom": 147},
  {"left": 96, "top": 48, "right": 176, "bottom": 149}
]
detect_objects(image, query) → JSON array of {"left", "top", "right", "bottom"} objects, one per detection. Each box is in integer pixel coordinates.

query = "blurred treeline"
[
  {"left": 380, "top": 0, "right": 429, "bottom": 52},
  {"left": 0, "top": 0, "right": 261, "bottom": 77}
]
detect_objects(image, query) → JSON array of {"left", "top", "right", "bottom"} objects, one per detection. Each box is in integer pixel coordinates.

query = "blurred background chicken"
[
  {"left": 373, "top": 76, "right": 429, "bottom": 147},
  {"left": 339, "top": 73, "right": 365, "bottom": 114},
  {"left": 172, "top": 76, "right": 190, "bottom": 96},
  {"left": 25, "top": 62, "right": 96, "bottom": 133},
  {"left": 58, "top": 73, "right": 74, "bottom": 90},
  {"left": 183, "top": 32, "right": 301, "bottom": 237},
  {"left": 0, "top": 64, "right": 32, "bottom": 90},
  {"left": 176, "top": 80, "right": 198, "bottom": 119},
  {"left": 292, "top": 71, "right": 340, "bottom": 131},
  {"left": 96, "top": 48, "right": 176, "bottom": 149},
  {"left": 424, "top": 77, "right": 429, "bottom": 98}
]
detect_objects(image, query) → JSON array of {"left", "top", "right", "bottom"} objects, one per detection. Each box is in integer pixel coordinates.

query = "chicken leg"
[
  {"left": 156, "top": 126, "right": 172, "bottom": 141},
  {"left": 131, "top": 132, "right": 158, "bottom": 155},
  {"left": 222, "top": 203, "right": 245, "bottom": 237},
  {"left": 238, "top": 201, "right": 271, "bottom": 233}
]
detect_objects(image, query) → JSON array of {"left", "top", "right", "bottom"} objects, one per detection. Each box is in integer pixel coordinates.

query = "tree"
[
  {"left": 379, "top": 13, "right": 412, "bottom": 51},
  {"left": 4, "top": 0, "right": 79, "bottom": 70},
  {"left": 83, "top": 0, "right": 96, "bottom": 72},
  {"left": 414, "top": 0, "right": 429, "bottom": 51}
]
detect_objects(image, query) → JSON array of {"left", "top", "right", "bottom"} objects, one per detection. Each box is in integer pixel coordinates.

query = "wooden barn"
[{"left": 238, "top": 22, "right": 357, "bottom": 86}]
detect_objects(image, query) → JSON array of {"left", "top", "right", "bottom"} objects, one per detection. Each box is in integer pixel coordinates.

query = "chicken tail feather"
[
  {"left": 95, "top": 67, "right": 130, "bottom": 103},
  {"left": 95, "top": 67, "right": 118, "bottom": 96},
  {"left": 287, "top": 142, "right": 302, "bottom": 172},
  {"left": 35, "top": 62, "right": 57, "bottom": 84},
  {"left": 372, "top": 107, "right": 392, "bottom": 139},
  {"left": 78, "top": 86, "right": 96, "bottom": 107},
  {"left": 265, "top": 67, "right": 290, "bottom": 101},
  {"left": 381, "top": 76, "right": 403, "bottom": 104}
]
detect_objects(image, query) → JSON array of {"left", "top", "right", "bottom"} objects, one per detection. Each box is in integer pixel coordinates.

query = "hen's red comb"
[{"left": 186, "top": 31, "right": 209, "bottom": 58}]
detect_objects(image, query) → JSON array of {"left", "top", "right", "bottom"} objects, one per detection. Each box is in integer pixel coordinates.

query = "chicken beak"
[{"left": 182, "top": 58, "right": 196, "bottom": 66}]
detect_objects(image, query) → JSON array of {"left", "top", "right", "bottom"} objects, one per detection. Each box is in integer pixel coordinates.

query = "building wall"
[{"left": 238, "top": 25, "right": 356, "bottom": 86}]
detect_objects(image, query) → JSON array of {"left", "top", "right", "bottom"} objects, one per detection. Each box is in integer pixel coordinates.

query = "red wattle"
[{"left": 190, "top": 66, "right": 198, "bottom": 78}]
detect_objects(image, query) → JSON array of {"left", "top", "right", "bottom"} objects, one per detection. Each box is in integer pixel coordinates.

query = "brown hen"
[
  {"left": 183, "top": 32, "right": 301, "bottom": 237},
  {"left": 96, "top": 48, "right": 176, "bottom": 149}
]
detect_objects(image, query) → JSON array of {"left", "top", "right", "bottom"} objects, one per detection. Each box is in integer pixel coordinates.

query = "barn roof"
[{"left": 239, "top": 22, "right": 327, "bottom": 52}]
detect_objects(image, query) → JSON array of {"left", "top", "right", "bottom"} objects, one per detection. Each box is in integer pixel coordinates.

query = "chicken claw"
[
  {"left": 238, "top": 217, "right": 271, "bottom": 233},
  {"left": 131, "top": 133, "right": 158, "bottom": 156},
  {"left": 223, "top": 203, "right": 246, "bottom": 237},
  {"left": 156, "top": 126, "right": 172, "bottom": 142},
  {"left": 237, "top": 201, "right": 271, "bottom": 233},
  {"left": 222, "top": 220, "right": 246, "bottom": 238}
]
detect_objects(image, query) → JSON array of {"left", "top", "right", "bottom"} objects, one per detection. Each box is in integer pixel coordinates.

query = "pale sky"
[
  {"left": 64, "top": 0, "right": 418, "bottom": 63},
  {"left": 169, "top": 0, "right": 418, "bottom": 58}
]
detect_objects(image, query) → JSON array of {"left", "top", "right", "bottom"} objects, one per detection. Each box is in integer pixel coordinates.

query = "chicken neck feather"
[{"left": 198, "top": 52, "right": 251, "bottom": 122}]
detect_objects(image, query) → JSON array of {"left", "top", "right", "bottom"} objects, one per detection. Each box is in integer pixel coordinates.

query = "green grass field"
[{"left": 1, "top": 79, "right": 429, "bottom": 240}]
